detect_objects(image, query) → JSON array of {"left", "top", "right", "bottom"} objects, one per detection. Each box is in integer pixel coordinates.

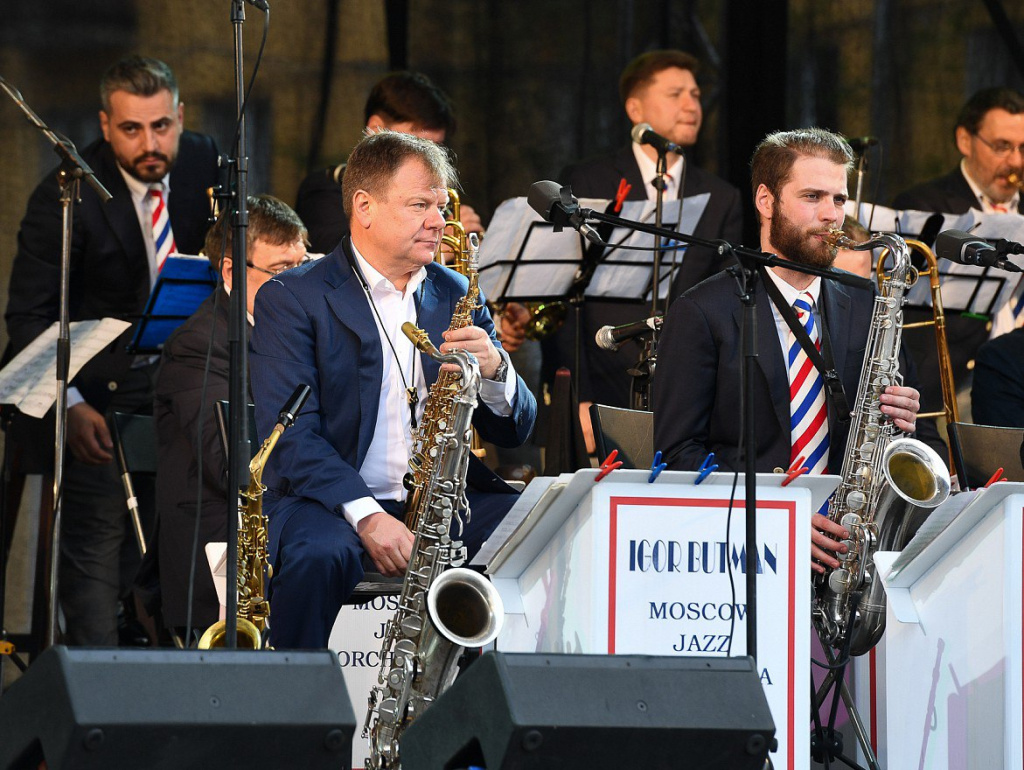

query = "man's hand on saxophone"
[
  {"left": 879, "top": 384, "right": 921, "bottom": 434},
  {"left": 358, "top": 512, "right": 415, "bottom": 577},
  {"left": 440, "top": 326, "right": 503, "bottom": 380}
]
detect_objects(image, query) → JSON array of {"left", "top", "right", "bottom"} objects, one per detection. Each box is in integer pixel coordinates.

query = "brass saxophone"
[
  {"left": 363, "top": 234, "right": 504, "bottom": 770},
  {"left": 198, "top": 385, "right": 310, "bottom": 649},
  {"left": 813, "top": 231, "right": 951, "bottom": 656}
]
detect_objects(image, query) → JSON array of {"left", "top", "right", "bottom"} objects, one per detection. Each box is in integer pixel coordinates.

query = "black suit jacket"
[
  {"left": 972, "top": 328, "right": 1024, "bottom": 428},
  {"left": 544, "top": 145, "right": 744, "bottom": 406},
  {"left": 153, "top": 289, "right": 234, "bottom": 628},
  {"left": 5, "top": 132, "right": 219, "bottom": 466},
  {"left": 653, "top": 270, "right": 923, "bottom": 473},
  {"left": 892, "top": 166, "right": 1024, "bottom": 216},
  {"left": 294, "top": 164, "right": 349, "bottom": 255}
]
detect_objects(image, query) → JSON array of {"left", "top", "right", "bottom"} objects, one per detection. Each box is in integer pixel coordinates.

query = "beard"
[
  {"left": 123, "top": 151, "right": 174, "bottom": 183},
  {"left": 769, "top": 209, "right": 836, "bottom": 269}
]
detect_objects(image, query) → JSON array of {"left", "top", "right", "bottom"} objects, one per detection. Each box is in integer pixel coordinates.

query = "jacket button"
[{"left": 107, "top": 381, "right": 118, "bottom": 392}]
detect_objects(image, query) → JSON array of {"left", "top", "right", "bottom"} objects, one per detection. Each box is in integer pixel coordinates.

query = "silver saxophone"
[
  {"left": 813, "top": 230, "right": 951, "bottom": 656},
  {"left": 362, "top": 283, "right": 504, "bottom": 768}
]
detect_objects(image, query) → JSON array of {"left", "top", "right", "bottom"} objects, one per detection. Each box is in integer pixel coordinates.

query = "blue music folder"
[{"left": 128, "top": 255, "right": 217, "bottom": 354}]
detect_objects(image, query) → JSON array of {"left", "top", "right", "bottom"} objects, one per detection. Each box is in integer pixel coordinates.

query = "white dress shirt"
[{"left": 341, "top": 245, "right": 518, "bottom": 529}]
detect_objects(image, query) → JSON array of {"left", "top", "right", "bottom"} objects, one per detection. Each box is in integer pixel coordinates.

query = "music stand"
[
  {"left": 0, "top": 319, "right": 129, "bottom": 680},
  {"left": 478, "top": 195, "right": 708, "bottom": 400},
  {"left": 127, "top": 255, "right": 218, "bottom": 354}
]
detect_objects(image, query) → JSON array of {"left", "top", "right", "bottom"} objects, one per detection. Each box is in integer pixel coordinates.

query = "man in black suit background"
[
  {"left": 294, "top": 71, "right": 482, "bottom": 256},
  {"left": 654, "top": 128, "right": 923, "bottom": 572},
  {"left": 547, "top": 50, "right": 744, "bottom": 451},
  {"left": 892, "top": 87, "right": 1024, "bottom": 423},
  {"left": 153, "top": 195, "right": 308, "bottom": 637},
  {"left": 972, "top": 328, "right": 1024, "bottom": 429},
  {"left": 5, "top": 55, "right": 220, "bottom": 645}
]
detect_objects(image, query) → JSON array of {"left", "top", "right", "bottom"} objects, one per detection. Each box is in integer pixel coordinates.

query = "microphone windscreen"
[
  {"left": 527, "top": 180, "right": 562, "bottom": 221},
  {"left": 630, "top": 122, "right": 652, "bottom": 145},
  {"left": 933, "top": 229, "right": 978, "bottom": 262}
]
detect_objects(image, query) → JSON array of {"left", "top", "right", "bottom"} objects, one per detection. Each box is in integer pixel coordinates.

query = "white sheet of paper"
[
  {"left": 0, "top": 317, "right": 131, "bottom": 418},
  {"left": 845, "top": 203, "right": 1024, "bottom": 317},
  {"left": 587, "top": 193, "right": 710, "bottom": 300}
]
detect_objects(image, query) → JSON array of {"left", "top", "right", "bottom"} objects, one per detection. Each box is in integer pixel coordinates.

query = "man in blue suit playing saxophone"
[{"left": 250, "top": 131, "right": 537, "bottom": 649}]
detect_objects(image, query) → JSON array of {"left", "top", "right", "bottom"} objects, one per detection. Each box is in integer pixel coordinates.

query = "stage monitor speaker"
[
  {"left": 0, "top": 646, "right": 353, "bottom": 770},
  {"left": 399, "top": 652, "right": 775, "bottom": 770}
]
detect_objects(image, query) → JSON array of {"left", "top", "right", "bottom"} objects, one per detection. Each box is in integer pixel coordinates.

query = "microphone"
[
  {"left": 527, "top": 180, "right": 602, "bottom": 246},
  {"left": 630, "top": 122, "right": 686, "bottom": 156},
  {"left": 595, "top": 315, "right": 664, "bottom": 351},
  {"left": 934, "top": 229, "right": 1023, "bottom": 271},
  {"left": 847, "top": 136, "right": 879, "bottom": 154}
]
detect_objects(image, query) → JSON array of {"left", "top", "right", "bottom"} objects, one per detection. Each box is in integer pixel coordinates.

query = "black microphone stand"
[
  {"left": 573, "top": 198, "right": 872, "bottom": 666},
  {"left": 224, "top": 0, "right": 254, "bottom": 649},
  {"left": 0, "top": 77, "right": 113, "bottom": 653},
  {"left": 630, "top": 150, "right": 668, "bottom": 411}
]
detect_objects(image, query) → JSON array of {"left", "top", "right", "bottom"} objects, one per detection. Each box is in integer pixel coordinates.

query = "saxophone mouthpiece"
[
  {"left": 402, "top": 322, "right": 438, "bottom": 355},
  {"left": 822, "top": 227, "right": 856, "bottom": 251}
]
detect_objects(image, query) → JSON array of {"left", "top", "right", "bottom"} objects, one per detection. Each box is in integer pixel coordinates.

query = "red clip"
[
  {"left": 983, "top": 467, "right": 1007, "bottom": 488},
  {"left": 613, "top": 178, "right": 632, "bottom": 213},
  {"left": 781, "top": 455, "right": 809, "bottom": 487},
  {"left": 595, "top": 449, "right": 623, "bottom": 482}
]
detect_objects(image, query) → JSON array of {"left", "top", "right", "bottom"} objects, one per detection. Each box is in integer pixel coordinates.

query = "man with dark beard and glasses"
[
  {"left": 653, "top": 128, "right": 924, "bottom": 573},
  {"left": 5, "top": 55, "right": 219, "bottom": 646}
]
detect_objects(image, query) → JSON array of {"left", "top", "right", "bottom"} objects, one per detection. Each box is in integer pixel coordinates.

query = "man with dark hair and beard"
[
  {"left": 5, "top": 54, "right": 219, "bottom": 645},
  {"left": 653, "top": 128, "right": 924, "bottom": 572}
]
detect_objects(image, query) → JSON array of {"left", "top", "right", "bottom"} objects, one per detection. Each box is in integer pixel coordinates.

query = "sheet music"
[
  {"left": 0, "top": 318, "right": 131, "bottom": 418},
  {"left": 587, "top": 193, "right": 711, "bottom": 300},
  {"left": 846, "top": 202, "right": 1024, "bottom": 317},
  {"left": 477, "top": 197, "right": 587, "bottom": 301}
]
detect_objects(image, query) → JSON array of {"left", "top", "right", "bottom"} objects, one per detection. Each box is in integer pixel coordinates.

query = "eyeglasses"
[
  {"left": 245, "top": 254, "right": 312, "bottom": 277},
  {"left": 973, "top": 133, "right": 1024, "bottom": 157}
]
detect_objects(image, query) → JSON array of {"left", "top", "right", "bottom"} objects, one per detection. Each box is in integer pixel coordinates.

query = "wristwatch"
[{"left": 492, "top": 354, "right": 509, "bottom": 383}]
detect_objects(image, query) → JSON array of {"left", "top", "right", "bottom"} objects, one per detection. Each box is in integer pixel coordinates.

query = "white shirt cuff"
[
  {"left": 341, "top": 496, "right": 386, "bottom": 529},
  {"left": 67, "top": 387, "right": 86, "bottom": 410},
  {"left": 479, "top": 348, "right": 516, "bottom": 416}
]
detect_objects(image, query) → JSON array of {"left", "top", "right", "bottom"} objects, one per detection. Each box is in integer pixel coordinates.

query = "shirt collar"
[
  {"left": 631, "top": 142, "right": 685, "bottom": 198},
  {"left": 117, "top": 164, "right": 171, "bottom": 206},
  {"left": 960, "top": 159, "right": 1020, "bottom": 213},
  {"left": 765, "top": 263, "right": 822, "bottom": 308},
  {"left": 351, "top": 242, "right": 427, "bottom": 297}
]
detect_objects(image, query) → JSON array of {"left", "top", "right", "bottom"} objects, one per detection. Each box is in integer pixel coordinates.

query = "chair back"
[
  {"left": 947, "top": 421, "right": 1024, "bottom": 489},
  {"left": 111, "top": 412, "right": 158, "bottom": 476},
  {"left": 214, "top": 400, "right": 258, "bottom": 461},
  {"left": 589, "top": 404, "right": 654, "bottom": 469}
]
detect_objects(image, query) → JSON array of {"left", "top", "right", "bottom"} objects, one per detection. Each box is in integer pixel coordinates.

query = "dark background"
[{"left": 1, "top": 0, "right": 1023, "bottom": 353}]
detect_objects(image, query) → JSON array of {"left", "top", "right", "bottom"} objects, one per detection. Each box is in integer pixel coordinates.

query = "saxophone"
[
  {"left": 813, "top": 231, "right": 951, "bottom": 656},
  {"left": 198, "top": 385, "right": 310, "bottom": 649},
  {"left": 363, "top": 233, "right": 504, "bottom": 770}
]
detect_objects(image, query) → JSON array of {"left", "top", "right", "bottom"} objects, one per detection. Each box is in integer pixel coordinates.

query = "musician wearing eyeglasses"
[
  {"left": 153, "top": 195, "right": 309, "bottom": 638},
  {"left": 892, "top": 87, "right": 1024, "bottom": 427}
]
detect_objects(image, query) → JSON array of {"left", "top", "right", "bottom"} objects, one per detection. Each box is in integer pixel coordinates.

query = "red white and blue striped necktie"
[
  {"left": 788, "top": 291, "right": 829, "bottom": 474},
  {"left": 149, "top": 185, "right": 176, "bottom": 272}
]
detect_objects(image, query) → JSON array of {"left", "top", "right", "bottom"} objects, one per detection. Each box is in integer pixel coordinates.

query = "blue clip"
[
  {"left": 648, "top": 450, "right": 667, "bottom": 483},
  {"left": 694, "top": 452, "right": 718, "bottom": 485}
]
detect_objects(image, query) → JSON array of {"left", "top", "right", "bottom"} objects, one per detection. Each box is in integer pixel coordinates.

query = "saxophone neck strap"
[{"left": 760, "top": 266, "right": 851, "bottom": 425}]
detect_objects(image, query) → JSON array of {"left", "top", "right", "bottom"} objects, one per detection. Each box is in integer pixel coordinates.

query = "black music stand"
[{"left": 127, "top": 255, "right": 218, "bottom": 354}]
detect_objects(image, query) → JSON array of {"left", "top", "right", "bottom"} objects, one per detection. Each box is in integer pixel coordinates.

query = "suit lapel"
[
  {"left": 324, "top": 241, "right": 386, "bottom": 458},
  {"left": 734, "top": 280, "right": 790, "bottom": 436},
  {"left": 614, "top": 146, "right": 647, "bottom": 200},
  {"left": 415, "top": 267, "right": 447, "bottom": 384},
  {"left": 820, "top": 279, "right": 853, "bottom": 436}
]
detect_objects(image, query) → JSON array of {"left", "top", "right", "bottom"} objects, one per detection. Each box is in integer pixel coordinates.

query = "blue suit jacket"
[{"left": 250, "top": 237, "right": 537, "bottom": 515}]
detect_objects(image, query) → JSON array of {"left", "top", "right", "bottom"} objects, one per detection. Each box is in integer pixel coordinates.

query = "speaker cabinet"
[
  {"left": 0, "top": 646, "right": 353, "bottom": 770},
  {"left": 400, "top": 652, "right": 775, "bottom": 770}
]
